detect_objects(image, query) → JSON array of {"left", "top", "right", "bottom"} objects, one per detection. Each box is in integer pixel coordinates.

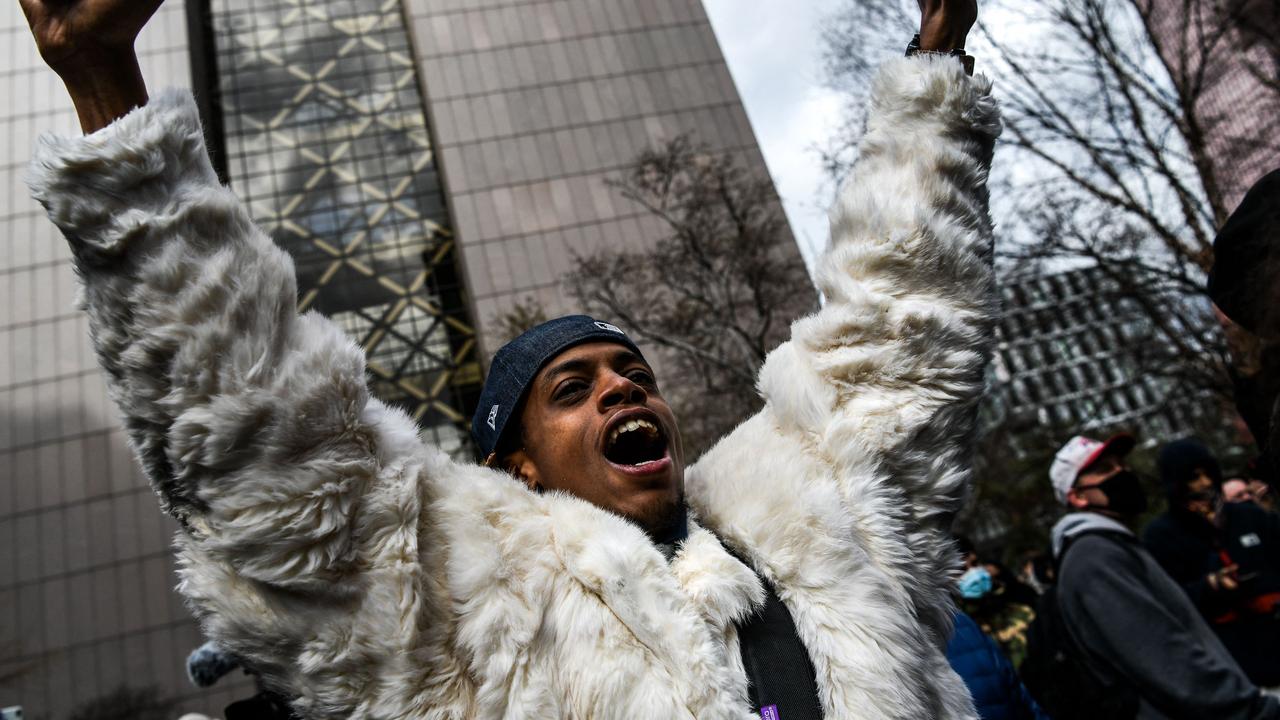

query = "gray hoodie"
[{"left": 1051, "top": 512, "right": 1279, "bottom": 719}]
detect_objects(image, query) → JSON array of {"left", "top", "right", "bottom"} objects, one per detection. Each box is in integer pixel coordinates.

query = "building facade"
[
  {"left": 1141, "top": 0, "right": 1280, "bottom": 213},
  {"left": 989, "top": 266, "right": 1213, "bottom": 452},
  {"left": 401, "top": 0, "right": 778, "bottom": 355},
  {"left": 0, "top": 3, "right": 261, "bottom": 717},
  {"left": 0, "top": 0, "right": 801, "bottom": 716}
]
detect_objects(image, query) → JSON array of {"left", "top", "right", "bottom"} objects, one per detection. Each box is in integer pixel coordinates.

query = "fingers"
[
  {"left": 1208, "top": 565, "right": 1239, "bottom": 591},
  {"left": 1218, "top": 565, "right": 1240, "bottom": 590}
]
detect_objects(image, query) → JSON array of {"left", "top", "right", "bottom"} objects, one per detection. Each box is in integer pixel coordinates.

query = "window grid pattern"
[
  {"left": 990, "top": 267, "right": 1211, "bottom": 444},
  {"left": 1142, "top": 0, "right": 1280, "bottom": 209},
  {"left": 209, "top": 0, "right": 482, "bottom": 454}
]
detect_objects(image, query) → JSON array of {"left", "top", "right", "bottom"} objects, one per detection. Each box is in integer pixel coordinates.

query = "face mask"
[
  {"left": 958, "top": 566, "right": 993, "bottom": 599},
  {"left": 1186, "top": 489, "right": 1219, "bottom": 505},
  {"left": 1092, "top": 470, "right": 1148, "bottom": 516}
]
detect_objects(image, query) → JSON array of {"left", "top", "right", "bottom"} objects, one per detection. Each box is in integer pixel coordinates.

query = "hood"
[
  {"left": 1158, "top": 438, "right": 1222, "bottom": 502},
  {"left": 1051, "top": 512, "right": 1133, "bottom": 559}
]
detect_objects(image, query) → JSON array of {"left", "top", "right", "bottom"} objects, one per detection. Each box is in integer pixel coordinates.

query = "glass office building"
[{"left": 207, "top": 0, "right": 483, "bottom": 453}]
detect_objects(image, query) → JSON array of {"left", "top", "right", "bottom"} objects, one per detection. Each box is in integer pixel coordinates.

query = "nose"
[{"left": 597, "top": 370, "right": 647, "bottom": 410}]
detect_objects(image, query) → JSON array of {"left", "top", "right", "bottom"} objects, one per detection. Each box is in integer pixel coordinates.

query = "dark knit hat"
[
  {"left": 1208, "top": 168, "right": 1280, "bottom": 338},
  {"left": 472, "top": 315, "right": 645, "bottom": 461},
  {"left": 1157, "top": 437, "right": 1223, "bottom": 502}
]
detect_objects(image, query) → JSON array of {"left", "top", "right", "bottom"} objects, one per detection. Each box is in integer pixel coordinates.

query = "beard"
[{"left": 627, "top": 489, "right": 686, "bottom": 545}]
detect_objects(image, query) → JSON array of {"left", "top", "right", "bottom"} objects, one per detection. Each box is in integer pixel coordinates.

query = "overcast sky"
[{"left": 703, "top": 0, "right": 847, "bottom": 274}]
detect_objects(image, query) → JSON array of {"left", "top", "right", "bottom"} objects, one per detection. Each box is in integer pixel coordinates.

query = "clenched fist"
[
  {"left": 20, "top": 0, "right": 164, "bottom": 74},
  {"left": 18, "top": 0, "right": 166, "bottom": 132}
]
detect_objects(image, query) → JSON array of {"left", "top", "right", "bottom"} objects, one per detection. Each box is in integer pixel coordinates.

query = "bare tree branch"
[{"left": 561, "top": 136, "right": 818, "bottom": 454}]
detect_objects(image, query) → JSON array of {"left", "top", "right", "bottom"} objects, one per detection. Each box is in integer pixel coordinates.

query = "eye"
[
  {"left": 626, "top": 368, "right": 656, "bottom": 386},
  {"left": 553, "top": 379, "right": 588, "bottom": 402}
]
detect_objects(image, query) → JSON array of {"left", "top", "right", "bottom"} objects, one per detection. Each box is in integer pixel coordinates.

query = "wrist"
[
  {"left": 905, "top": 34, "right": 975, "bottom": 76},
  {"left": 917, "top": 4, "right": 975, "bottom": 53},
  {"left": 57, "top": 50, "right": 148, "bottom": 134},
  {"left": 918, "top": 33, "right": 966, "bottom": 53}
]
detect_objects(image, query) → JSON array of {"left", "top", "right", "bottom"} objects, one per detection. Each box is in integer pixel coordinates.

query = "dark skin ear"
[{"left": 504, "top": 448, "right": 542, "bottom": 492}]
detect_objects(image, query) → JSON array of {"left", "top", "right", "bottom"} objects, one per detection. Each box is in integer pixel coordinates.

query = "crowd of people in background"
[
  {"left": 946, "top": 433, "right": 1280, "bottom": 720},
  {"left": 945, "top": 165, "right": 1280, "bottom": 720}
]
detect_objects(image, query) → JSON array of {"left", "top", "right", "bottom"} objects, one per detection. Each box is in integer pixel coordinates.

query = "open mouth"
[{"left": 604, "top": 416, "right": 670, "bottom": 469}]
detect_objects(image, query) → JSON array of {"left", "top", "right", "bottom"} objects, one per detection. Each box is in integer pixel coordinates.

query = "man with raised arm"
[{"left": 22, "top": 0, "right": 998, "bottom": 717}]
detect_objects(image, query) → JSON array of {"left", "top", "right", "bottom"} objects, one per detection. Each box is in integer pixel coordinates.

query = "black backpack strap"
[{"left": 718, "top": 539, "right": 824, "bottom": 719}]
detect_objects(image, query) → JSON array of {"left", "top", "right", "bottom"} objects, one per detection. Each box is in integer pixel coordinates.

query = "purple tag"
[{"left": 760, "top": 705, "right": 780, "bottom": 720}]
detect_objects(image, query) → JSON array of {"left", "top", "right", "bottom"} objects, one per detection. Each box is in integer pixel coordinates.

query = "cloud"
[{"left": 704, "top": 0, "right": 846, "bottom": 276}]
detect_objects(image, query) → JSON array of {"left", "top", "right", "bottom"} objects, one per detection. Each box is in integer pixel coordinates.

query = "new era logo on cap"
[
  {"left": 486, "top": 404, "right": 499, "bottom": 431},
  {"left": 593, "top": 321, "right": 624, "bottom": 334}
]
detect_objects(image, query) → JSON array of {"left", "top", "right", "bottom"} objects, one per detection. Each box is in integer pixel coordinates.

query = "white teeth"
[{"left": 607, "top": 418, "right": 659, "bottom": 447}]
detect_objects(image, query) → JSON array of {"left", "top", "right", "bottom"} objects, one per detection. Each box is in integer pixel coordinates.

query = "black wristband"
[{"left": 905, "top": 34, "right": 975, "bottom": 76}]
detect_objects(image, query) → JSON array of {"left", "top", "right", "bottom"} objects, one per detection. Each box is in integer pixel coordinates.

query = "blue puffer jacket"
[{"left": 947, "top": 610, "right": 1050, "bottom": 720}]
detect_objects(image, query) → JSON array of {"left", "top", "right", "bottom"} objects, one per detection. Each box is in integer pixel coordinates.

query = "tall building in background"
[
  {"left": 0, "top": 3, "right": 258, "bottom": 717},
  {"left": 1, "top": 0, "right": 802, "bottom": 717},
  {"left": 204, "top": 0, "right": 484, "bottom": 456},
  {"left": 988, "top": 267, "right": 1212, "bottom": 453},
  {"left": 400, "top": 0, "right": 782, "bottom": 357},
  {"left": 1142, "top": 0, "right": 1280, "bottom": 211}
]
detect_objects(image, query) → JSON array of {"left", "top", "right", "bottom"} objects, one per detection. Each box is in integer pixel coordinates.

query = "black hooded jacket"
[{"left": 1144, "top": 439, "right": 1228, "bottom": 612}]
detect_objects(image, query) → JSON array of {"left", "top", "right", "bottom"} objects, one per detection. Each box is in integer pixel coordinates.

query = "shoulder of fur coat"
[{"left": 30, "top": 55, "right": 997, "bottom": 720}]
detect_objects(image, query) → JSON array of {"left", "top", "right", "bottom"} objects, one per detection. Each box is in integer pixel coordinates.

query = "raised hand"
[
  {"left": 917, "top": 0, "right": 978, "bottom": 53},
  {"left": 18, "top": 0, "right": 166, "bottom": 132},
  {"left": 20, "top": 0, "right": 164, "bottom": 73}
]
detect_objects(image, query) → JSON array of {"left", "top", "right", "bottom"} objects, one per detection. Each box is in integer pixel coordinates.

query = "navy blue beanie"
[{"left": 472, "top": 315, "right": 645, "bottom": 461}]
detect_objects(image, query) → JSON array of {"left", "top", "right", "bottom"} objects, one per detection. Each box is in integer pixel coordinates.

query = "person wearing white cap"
[
  {"left": 1049, "top": 433, "right": 1144, "bottom": 518},
  {"left": 1044, "top": 434, "right": 1280, "bottom": 719}
]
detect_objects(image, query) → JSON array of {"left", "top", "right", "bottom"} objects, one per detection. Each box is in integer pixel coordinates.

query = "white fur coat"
[{"left": 29, "top": 55, "right": 1000, "bottom": 719}]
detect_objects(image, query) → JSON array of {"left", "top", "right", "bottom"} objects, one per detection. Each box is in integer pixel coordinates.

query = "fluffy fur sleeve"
[
  {"left": 26, "top": 89, "right": 428, "bottom": 593},
  {"left": 776, "top": 53, "right": 997, "bottom": 614}
]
